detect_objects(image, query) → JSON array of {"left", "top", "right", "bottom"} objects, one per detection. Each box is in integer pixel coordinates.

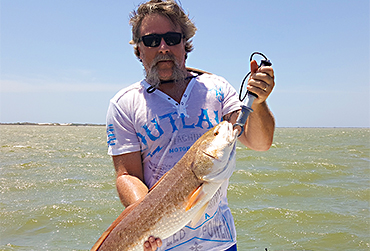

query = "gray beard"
[{"left": 145, "top": 54, "right": 188, "bottom": 89}]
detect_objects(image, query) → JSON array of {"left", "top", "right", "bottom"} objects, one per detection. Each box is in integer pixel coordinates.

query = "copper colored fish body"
[{"left": 92, "top": 121, "right": 238, "bottom": 251}]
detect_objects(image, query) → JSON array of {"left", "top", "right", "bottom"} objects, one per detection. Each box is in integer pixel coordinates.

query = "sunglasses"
[{"left": 139, "top": 32, "right": 184, "bottom": 47}]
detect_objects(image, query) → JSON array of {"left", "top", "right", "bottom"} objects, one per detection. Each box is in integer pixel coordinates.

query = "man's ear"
[{"left": 137, "top": 45, "right": 142, "bottom": 61}]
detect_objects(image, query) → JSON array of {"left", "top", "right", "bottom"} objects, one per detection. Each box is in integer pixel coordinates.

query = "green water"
[{"left": 1, "top": 125, "right": 369, "bottom": 250}]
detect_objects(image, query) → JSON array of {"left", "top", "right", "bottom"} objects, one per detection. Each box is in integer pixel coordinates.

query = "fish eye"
[{"left": 214, "top": 131, "right": 219, "bottom": 136}]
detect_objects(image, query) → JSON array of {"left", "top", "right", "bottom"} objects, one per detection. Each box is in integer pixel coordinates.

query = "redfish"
[{"left": 91, "top": 121, "right": 238, "bottom": 251}]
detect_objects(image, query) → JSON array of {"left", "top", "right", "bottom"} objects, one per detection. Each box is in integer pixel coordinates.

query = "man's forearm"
[
  {"left": 242, "top": 101, "right": 275, "bottom": 151},
  {"left": 112, "top": 153, "right": 149, "bottom": 208},
  {"left": 116, "top": 174, "right": 149, "bottom": 208}
]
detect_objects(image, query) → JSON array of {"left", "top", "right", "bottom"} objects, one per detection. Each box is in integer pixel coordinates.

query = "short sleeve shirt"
[{"left": 106, "top": 73, "right": 242, "bottom": 250}]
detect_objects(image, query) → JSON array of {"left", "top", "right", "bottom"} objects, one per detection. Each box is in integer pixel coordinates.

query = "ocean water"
[{"left": 0, "top": 125, "right": 369, "bottom": 251}]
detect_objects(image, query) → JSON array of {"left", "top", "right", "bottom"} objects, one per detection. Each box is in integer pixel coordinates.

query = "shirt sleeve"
[{"left": 106, "top": 97, "right": 141, "bottom": 156}]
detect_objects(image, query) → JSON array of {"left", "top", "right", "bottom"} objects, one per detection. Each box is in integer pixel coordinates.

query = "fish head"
[{"left": 191, "top": 121, "right": 238, "bottom": 182}]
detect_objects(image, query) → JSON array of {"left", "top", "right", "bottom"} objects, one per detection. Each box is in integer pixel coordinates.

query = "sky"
[{"left": 1, "top": 0, "right": 369, "bottom": 127}]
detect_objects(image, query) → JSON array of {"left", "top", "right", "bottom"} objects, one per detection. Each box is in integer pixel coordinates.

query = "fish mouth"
[
  {"left": 200, "top": 123, "right": 238, "bottom": 161},
  {"left": 200, "top": 140, "right": 237, "bottom": 182},
  {"left": 201, "top": 150, "right": 218, "bottom": 160},
  {"left": 202, "top": 150, "right": 224, "bottom": 161}
]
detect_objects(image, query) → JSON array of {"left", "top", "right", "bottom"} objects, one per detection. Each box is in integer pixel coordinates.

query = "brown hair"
[{"left": 129, "top": 0, "right": 197, "bottom": 59}]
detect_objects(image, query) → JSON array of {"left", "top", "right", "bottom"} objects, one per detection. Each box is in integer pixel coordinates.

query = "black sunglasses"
[{"left": 139, "top": 32, "right": 184, "bottom": 47}]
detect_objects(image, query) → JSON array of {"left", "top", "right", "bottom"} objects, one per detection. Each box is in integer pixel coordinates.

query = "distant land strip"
[
  {"left": 0, "top": 122, "right": 105, "bottom": 126},
  {"left": 1, "top": 122, "right": 368, "bottom": 128}
]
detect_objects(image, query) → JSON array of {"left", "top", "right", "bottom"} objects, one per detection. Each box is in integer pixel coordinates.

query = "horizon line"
[{"left": 1, "top": 122, "right": 369, "bottom": 129}]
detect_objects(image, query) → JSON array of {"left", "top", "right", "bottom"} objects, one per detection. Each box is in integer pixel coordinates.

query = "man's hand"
[
  {"left": 234, "top": 59, "right": 275, "bottom": 151},
  {"left": 144, "top": 236, "right": 162, "bottom": 251},
  {"left": 247, "top": 60, "right": 275, "bottom": 104}
]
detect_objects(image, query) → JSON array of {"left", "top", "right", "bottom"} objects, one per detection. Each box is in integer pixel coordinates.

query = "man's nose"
[{"left": 158, "top": 38, "right": 170, "bottom": 53}]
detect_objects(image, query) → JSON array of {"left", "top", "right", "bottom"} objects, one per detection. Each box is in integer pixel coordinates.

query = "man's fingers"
[
  {"left": 250, "top": 60, "right": 259, "bottom": 74},
  {"left": 258, "top": 66, "right": 274, "bottom": 79},
  {"left": 144, "top": 236, "right": 162, "bottom": 251}
]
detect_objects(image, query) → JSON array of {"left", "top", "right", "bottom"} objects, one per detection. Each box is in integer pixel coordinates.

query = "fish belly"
[{"left": 98, "top": 181, "right": 223, "bottom": 251}]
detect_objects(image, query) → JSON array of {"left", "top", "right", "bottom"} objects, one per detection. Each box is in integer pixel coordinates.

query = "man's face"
[{"left": 138, "top": 14, "right": 187, "bottom": 82}]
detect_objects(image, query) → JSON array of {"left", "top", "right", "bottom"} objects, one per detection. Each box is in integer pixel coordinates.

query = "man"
[{"left": 106, "top": 0, "right": 275, "bottom": 250}]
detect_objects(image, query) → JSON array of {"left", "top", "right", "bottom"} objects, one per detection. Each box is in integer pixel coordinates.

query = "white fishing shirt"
[{"left": 106, "top": 73, "right": 242, "bottom": 250}]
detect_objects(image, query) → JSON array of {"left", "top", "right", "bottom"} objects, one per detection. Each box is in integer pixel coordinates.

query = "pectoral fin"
[
  {"left": 189, "top": 202, "right": 209, "bottom": 227},
  {"left": 185, "top": 184, "right": 206, "bottom": 211}
]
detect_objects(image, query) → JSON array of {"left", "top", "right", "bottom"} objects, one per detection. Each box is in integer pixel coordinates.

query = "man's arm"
[
  {"left": 224, "top": 60, "right": 275, "bottom": 151},
  {"left": 239, "top": 101, "right": 275, "bottom": 151},
  {"left": 112, "top": 152, "right": 148, "bottom": 207},
  {"left": 112, "top": 152, "right": 163, "bottom": 250},
  {"left": 224, "top": 102, "right": 275, "bottom": 151}
]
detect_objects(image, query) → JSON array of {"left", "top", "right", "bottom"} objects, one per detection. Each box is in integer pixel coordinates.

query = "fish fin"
[
  {"left": 190, "top": 202, "right": 209, "bottom": 227},
  {"left": 185, "top": 184, "right": 206, "bottom": 211},
  {"left": 90, "top": 196, "right": 144, "bottom": 251}
]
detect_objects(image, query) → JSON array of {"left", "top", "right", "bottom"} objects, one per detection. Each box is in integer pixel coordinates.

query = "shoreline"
[
  {"left": 0, "top": 122, "right": 105, "bottom": 126},
  {"left": 0, "top": 122, "right": 368, "bottom": 128}
]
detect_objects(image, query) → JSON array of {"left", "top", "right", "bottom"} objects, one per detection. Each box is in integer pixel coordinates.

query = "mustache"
[{"left": 150, "top": 54, "right": 177, "bottom": 68}]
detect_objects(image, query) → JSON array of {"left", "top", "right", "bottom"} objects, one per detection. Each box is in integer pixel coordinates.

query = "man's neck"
[{"left": 158, "top": 73, "right": 193, "bottom": 103}]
